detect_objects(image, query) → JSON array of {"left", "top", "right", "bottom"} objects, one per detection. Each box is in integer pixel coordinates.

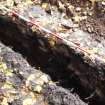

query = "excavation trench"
[{"left": 0, "top": 16, "right": 105, "bottom": 105}]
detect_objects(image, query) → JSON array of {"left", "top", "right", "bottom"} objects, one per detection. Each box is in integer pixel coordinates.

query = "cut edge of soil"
[{"left": 0, "top": 16, "right": 105, "bottom": 105}]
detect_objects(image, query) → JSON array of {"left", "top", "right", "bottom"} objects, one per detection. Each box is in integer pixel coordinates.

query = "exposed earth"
[{"left": 0, "top": 0, "right": 105, "bottom": 105}]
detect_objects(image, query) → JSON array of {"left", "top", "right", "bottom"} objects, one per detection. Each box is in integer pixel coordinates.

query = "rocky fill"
[{"left": 0, "top": 42, "right": 87, "bottom": 105}]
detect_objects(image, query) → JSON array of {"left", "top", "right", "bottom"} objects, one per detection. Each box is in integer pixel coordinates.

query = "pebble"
[
  {"left": 76, "top": 7, "right": 81, "bottom": 12},
  {"left": 23, "top": 98, "right": 33, "bottom": 105},
  {"left": 6, "top": 0, "right": 14, "bottom": 7},
  {"left": 33, "top": 85, "right": 42, "bottom": 93},
  {"left": 102, "top": 1, "right": 105, "bottom": 5}
]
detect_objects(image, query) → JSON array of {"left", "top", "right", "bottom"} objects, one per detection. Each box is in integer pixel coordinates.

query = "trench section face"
[{"left": 0, "top": 16, "right": 105, "bottom": 105}]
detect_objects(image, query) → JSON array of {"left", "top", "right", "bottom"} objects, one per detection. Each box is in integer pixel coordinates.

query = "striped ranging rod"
[{"left": 0, "top": 5, "right": 104, "bottom": 63}]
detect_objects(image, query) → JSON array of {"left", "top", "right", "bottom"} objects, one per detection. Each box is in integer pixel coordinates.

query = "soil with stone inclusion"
[{"left": 0, "top": 42, "right": 87, "bottom": 105}]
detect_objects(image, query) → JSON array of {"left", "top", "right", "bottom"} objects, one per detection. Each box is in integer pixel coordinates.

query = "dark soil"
[{"left": 80, "top": 16, "right": 105, "bottom": 44}]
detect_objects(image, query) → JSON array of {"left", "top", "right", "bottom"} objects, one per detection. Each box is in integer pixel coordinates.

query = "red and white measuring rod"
[{"left": 0, "top": 5, "right": 104, "bottom": 63}]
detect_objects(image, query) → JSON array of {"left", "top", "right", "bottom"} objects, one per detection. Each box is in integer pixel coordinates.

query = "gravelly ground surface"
[
  {"left": 0, "top": 41, "right": 51, "bottom": 105},
  {"left": 0, "top": 42, "right": 87, "bottom": 105}
]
